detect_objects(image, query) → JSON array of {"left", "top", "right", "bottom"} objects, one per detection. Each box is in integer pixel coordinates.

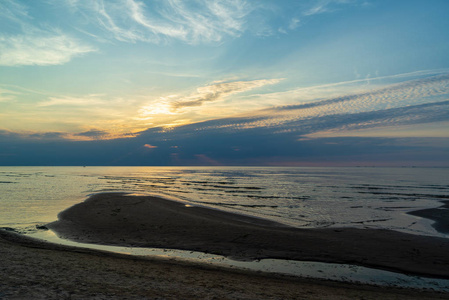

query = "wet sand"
[
  {"left": 409, "top": 200, "right": 449, "bottom": 234},
  {"left": 47, "top": 193, "right": 449, "bottom": 279},
  {"left": 1, "top": 229, "right": 449, "bottom": 299}
]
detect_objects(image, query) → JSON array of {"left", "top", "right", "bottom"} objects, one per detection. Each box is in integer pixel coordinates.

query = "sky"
[{"left": 0, "top": 0, "right": 448, "bottom": 166}]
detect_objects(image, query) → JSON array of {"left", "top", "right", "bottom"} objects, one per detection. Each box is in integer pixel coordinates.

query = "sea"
[{"left": 1, "top": 166, "right": 449, "bottom": 289}]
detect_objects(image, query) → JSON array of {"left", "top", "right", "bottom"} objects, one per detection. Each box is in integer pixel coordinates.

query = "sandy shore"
[
  {"left": 47, "top": 193, "right": 449, "bottom": 279},
  {"left": 2, "top": 192, "right": 449, "bottom": 299},
  {"left": 409, "top": 200, "right": 449, "bottom": 234},
  {"left": 1, "top": 229, "right": 449, "bottom": 299}
]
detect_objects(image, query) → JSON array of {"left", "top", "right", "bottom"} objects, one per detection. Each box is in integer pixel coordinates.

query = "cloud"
[
  {"left": 0, "top": 0, "right": 29, "bottom": 23},
  {"left": 195, "top": 73, "right": 449, "bottom": 136},
  {"left": 6, "top": 71, "right": 448, "bottom": 142},
  {"left": 38, "top": 94, "right": 108, "bottom": 107},
  {"left": 171, "top": 79, "right": 282, "bottom": 109},
  {"left": 28, "top": 132, "right": 67, "bottom": 140},
  {"left": 302, "top": 101, "right": 449, "bottom": 138},
  {"left": 74, "top": 129, "right": 108, "bottom": 138},
  {"left": 0, "top": 33, "right": 95, "bottom": 66},
  {"left": 245, "top": 69, "right": 449, "bottom": 108},
  {"left": 288, "top": 18, "right": 301, "bottom": 30},
  {"left": 0, "top": 1, "right": 95, "bottom": 66},
  {"left": 0, "top": 87, "right": 19, "bottom": 102},
  {"left": 2, "top": 73, "right": 449, "bottom": 166},
  {"left": 71, "top": 0, "right": 254, "bottom": 44},
  {"left": 0, "top": 130, "right": 67, "bottom": 141},
  {"left": 3, "top": 78, "right": 281, "bottom": 138},
  {"left": 303, "top": 0, "right": 360, "bottom": 16},
  {"left": 303, "top": 1, "right": 331, "bottom": 16},
  {"left": 0, "top": 89, "right": 150, "bottom": 140},
  {"left": 143, "top": 144, "right": 158, "bottom": 149}
]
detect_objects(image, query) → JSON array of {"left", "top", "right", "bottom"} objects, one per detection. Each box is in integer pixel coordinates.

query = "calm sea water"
[{"left": 1, "top": 166, "right": 448, "bottom": 238}]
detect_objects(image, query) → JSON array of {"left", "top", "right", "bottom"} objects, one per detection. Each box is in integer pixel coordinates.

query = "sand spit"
[{"left": 47, "top": 193, "right": 449, "bottom": 279}]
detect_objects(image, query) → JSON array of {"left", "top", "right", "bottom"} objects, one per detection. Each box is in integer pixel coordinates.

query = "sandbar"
[{"left": 47, "top": 192, "right": 449, "bottom": 279}]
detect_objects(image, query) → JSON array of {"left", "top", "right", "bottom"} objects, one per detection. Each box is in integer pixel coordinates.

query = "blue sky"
[{"left": 0, "top": 0, "right": 448, "bottom": 166}]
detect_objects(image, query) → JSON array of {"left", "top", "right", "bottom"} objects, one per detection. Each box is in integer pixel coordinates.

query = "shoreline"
[
  {"left": 46, "top": 192, "right": 449, "bottom": 279},
  {"left": 1, "top": 229, "right": 449, "bottom": 299},
  {"left": 409, "top": 200, "right": 449, "bottom": 234}
]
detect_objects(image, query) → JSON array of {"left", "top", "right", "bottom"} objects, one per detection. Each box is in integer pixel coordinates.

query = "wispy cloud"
[
  {"left": 25, "top": 78, "right": 282, "bottom": 137},
  {"left": 0, "top": 33, "right": 95, "bottom": 66},
  {"left": 289, "top": 18, "right": 301, "bottom": 30},
  {"left": 38, "top": 94, "right": 108, "bottom": 107},
  {"left": 244, "top": 69, "right": 449, "bottom": 108},
  {"left": 0, "top": 0, "right": 29, "bottom": 22},
  {"left": 4, "top": 70, "right": 448, "bottom": 142},
  {"left": 73, "top": 129, "right": 109, "bottom": 139},
  {"left": 277, "top": 0, "right": 367, "bottom": 35},
  {"left": 143, "top": 144, "right": 158, "bottom": 149},
  {"left": 303, "top": 0, "right": 360, "bottom": 16},
  {"left": 0, "top": 1, "right": 95, "bottom": 66},
  {"left": 303, "top": 0, "right": 332, "bottom": 16},
  {"left": 71, "top": 0, "right": 253, "bottom": 44},
  {"left": 0, "top": 92, "right": 141, "bottom": 139},
  {"left": 171, "top": 79, "right": 282, "bottom": 109},
  {"left": 0, "top": 87, "right": 19, "bottom": 102},
  {"left": 197, "top": 73, "right": 449, "bottom": 137},
  {"left": 333, "top": 101, "right": 449, "bottom": 133}
]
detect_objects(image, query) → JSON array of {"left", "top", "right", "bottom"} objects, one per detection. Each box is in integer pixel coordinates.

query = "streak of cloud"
[
  {"left": 74, "top": 129, "right": 109, "bottom": 139},
  {"left": 246, "top": 69, "right": 449, "bottom": 106},
  {"left": 0, "top": 0, "right": 29, "bottom": 23},
  {"left": 0, "top": 1, "right": 95, "bottom": 66},
  {"left": 70, "top": 0, "right": 254, "bottom": 44},
  {"left": 197, "top": 74, "right": 449, "bottom": 137},
  {"left": 143, "top": 144, "right": 158, "bottom": 149},
  {"left": 0, "top": 33, "right": 94, "bottom": 67},
  {"left": 171, "top": 79, "right": 282, "bottom": 109},
  {"left": 38, "top": 94, "right": 108, "bottom": 107},
  {"left": 303, "top": 0, "right": 361, "bottom": 16},
  {"left": 288, "top": 18, "right": 301, "bottom": 30},
  {"left": 0, "top": 88, "right": 19, "bottom": 102}
]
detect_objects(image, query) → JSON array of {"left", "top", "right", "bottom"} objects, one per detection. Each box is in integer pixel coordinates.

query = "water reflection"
[{"left": 24, "top": 229, "right": 449, "bottom": 292}]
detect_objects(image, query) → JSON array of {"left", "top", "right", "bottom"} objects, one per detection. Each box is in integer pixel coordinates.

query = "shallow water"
[
  {"left": 25, "top": 229, "right": 449, "bottom": 292},
  {"left": 1, "top": 166, "right": 448, "bottom": 237},
  {"left": 2, "top": 166, "right": 449, "bottom": 290}
]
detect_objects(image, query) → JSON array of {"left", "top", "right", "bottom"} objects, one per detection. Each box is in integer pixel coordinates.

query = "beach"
[
  {"left": 47, "top": 193, "right": 449, "bottom": 278},
  {"left": 1, "top": 229, "right": 448, "bottom": 299},
  {"left": 410, "top": 200, "right": 449, "bottom": 234},
  {"left": 2, "top": 192, "right": 449, "bottom": 299}
]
